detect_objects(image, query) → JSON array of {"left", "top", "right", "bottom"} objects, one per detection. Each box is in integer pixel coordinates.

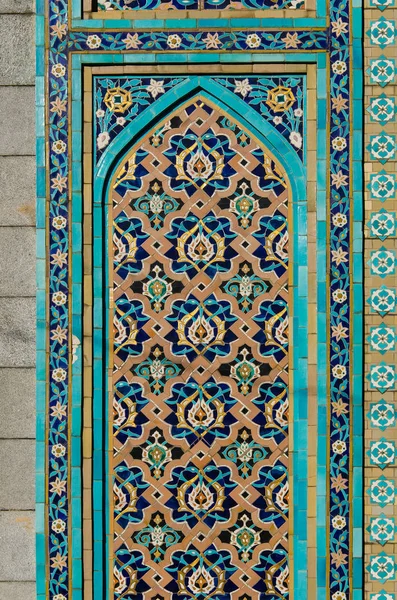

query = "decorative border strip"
[
  {"left": 46, "top": 2, "right": 71, "bottom": 598},
  {"left": 328, "top": 0, "right": 353, "bottom": 596},
  {"left": 39, "top": 0, "right": 362, "bottom": 598},
  {"left": 364, "top": 0, "right": 397, "bottom": 598},
  {"left": 69, "top": 28, "right": 328, "bottom": 51}
]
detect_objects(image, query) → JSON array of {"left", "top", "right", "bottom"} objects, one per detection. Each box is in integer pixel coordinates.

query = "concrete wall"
[{"left": 0, "top": 2, "right": 36, "bottom": 599}]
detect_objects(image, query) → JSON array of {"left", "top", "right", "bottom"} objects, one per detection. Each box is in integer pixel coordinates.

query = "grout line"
[
  {"left": 0, "top": 437, "right": 36, "bottom": 441},
  {"left": 0, "top": 84, "right": 35, "bottom": 88},
  {"left": 0, "top": 509, "right": 35, "bottom": 512}
]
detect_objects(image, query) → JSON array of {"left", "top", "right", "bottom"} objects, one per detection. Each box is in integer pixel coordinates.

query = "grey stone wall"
[{"left": 0, "top": 2, "right": 36, "bottom": 599}]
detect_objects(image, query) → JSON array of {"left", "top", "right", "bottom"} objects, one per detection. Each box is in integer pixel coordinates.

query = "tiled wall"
[
  {"left": 0, "top": 2, "right": 36, "bottom": 599},
  {"left": 40, "top": 0, "right": 362, "bottom": 593},
  {"left": 2, "top": 0, "right": 394, "bottom": 597}
]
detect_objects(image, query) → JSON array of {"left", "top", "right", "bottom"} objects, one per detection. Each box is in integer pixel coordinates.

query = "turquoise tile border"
[
  {"left": 67, "top": 48, "right": 339, "bottom": 600},
  {"left": 36, "top": 1, "right": 47, "bottom": 599},
  {"left": 72, "top": 16, "right": 329, "bottom": 28},
  {"left": 316, "top": 52, "right": 327, "bottom": 600},
  {"left": 351, "top": 0, "right": 364, "bottom": 596},
  {"left": 85, "top": 58, "right": 311, "bottom": 600}
]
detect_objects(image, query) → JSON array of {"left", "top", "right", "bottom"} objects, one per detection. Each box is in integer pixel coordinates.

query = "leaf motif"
[
  {"left": 114, "top": 315, "right": 127, "bottom": 344},
  {"left": 113, "top": 232, "right": 126, "bottom": 262}
]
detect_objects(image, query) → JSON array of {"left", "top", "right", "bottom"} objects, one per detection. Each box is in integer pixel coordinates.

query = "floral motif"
[
  {"left": 370, "top": 592, "right": 396, "bottom": 600},
  {"left": 165, "top": 462, "right": 237, "bottom": 528},
  {"left": 367, "top": 132, "right": 396, "bottom": 164},
  {"left": 369, "top": 247, "right": 397, "bottom": 277},
  {"left": 368, "top": 515, "right": 397, "bottom": 545},
  {"left": 113, "top": 548, "right": 147, "bottom": 598},
  {"left": 113, "top": 215, "right": 149, "bottom": 279},
  {"left": 222, "top": 511, "right": 266, "bottom": 562},
  {"left": 368, "top": 400, "right": 397, "bottom": 430},
  {"left": 367, "top": 362, "right": 397, "bottom": 390},
  {"left": 131, "top": 180, "right": 182, "bottom": 230},
  {"left": 253, "top": 461, "right": 288, "bottom": 528},
  {"left": 368, "top": 209, "right": 396, "bottom": 240},
  {"left": 366, "top": 552, "right": 396, "bottom": 582},
  {"left": 366, "top": 56, "right": 397, "bottom": 87},
  {"left": 368, "top": 171, "right": 397, "bottom": 200},
  {"left": 113, "top": 379, "right": 149, "bottom": 448},
  {"left": 367, "top": 17, "right": 397, "bottom": 48},
  {"left": 253, "top": 295, "right": 289, "bottom": 362},
  {"left": 104, "top": 87, "right": 132, "bottom": 113},
  {"left": 368, "top": 476, "right": 396, "bottom": 507},
  {"left": 165, "top": 211, "right": 238, "bottom": 280},
  {"left": 368, "top": 171, "right": 397, "bottom": 202},
  {"left": 253, "top": 211, "right": 288, "bottom": 277},
  {"left": 227, "top": 345, "right": 269, "bottom": 396},
  {"left": 221, "top": 263, "right": 270, "bottom": 313},
  {"left": 370, "top": 0, "right": 395, "bottom": 9},
  {"left": 221, "top": 428, "right": 269, "bottom": 478},
  {"left": 86, "top": 34, "right": 101, "bottom": 49},
  {"left": 367, "top": 94, "right": 397, "bottom": 123},
  {"left": 368, "top": 438, "right": 397, "bottom": 469},
  {"left": 137, "top": 429, "right": 183, "bottom": 480},
  {"left": 266, "top": 85, "right": 296, "bottom": 112},
  {"left": 113, "top": 295, "right": 150, "bottom": 362},
  {"left": 165, "top": 294, "right": 237, "bottom": 363},
  {"left": 367, "top": 285, "right": 397, "bottom": 316},
  {"left": 165, "top": 378, "right": 238, "bottom": 447},
  {"left": 137, "top": 264, "right": 175, "bottom": 313},
  {"left": 133, "top": 512, "right": 183, "bottom": 563},
  {"left": 253, "top": 548, "right": 289, "bottom": 598},
  {"left": 368, "top": 324, "right": 396, "bottom": 354},
  {"left": 165, "top": 544, "right": 237, "bottom": 600},
  {"left": 132, "top": 345, "right": 181, "bottom": 395},
  {"left": 113, "top": 465, "right": 149, "bottom": 530},
  {"left": 146, "top": 79, "right": 165, "bottom": 99}
]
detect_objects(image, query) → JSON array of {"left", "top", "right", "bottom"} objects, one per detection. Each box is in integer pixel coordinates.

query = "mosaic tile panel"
[{"left": 111, "top": 96, "right": 290, "bottom": 598}]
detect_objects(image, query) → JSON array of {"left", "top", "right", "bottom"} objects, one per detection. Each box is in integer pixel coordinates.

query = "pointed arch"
[{"left": 91, "top": 83, "right": 308, "bottom": 600}]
